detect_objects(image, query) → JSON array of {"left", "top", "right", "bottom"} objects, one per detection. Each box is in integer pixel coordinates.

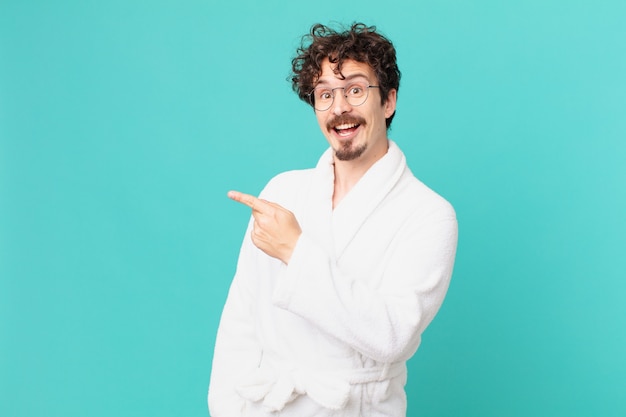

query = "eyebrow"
[{"left": 315, "top": 73, "right": 371, "bottom": 86}]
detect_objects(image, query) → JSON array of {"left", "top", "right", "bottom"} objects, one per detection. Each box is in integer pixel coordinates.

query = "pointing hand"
[{"left": 228, "top": 190, "right": 302, "bottom": 264}]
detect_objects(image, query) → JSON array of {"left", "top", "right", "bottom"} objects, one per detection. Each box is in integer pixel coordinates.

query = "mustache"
[{"left": 326, "top": 114, "right": 366, "bottom": 130}]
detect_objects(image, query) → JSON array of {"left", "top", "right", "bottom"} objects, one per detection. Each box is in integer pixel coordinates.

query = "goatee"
[{"left": 335, "top": 141, "right": 367, "bottom": 161}]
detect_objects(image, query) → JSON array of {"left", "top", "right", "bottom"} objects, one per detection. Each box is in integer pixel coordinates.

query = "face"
[{"left": 313, "top": 59, "right": 396, "bottom": 163}]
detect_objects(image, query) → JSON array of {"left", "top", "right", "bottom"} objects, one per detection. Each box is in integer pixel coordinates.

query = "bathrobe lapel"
[
  {"left": 300, "top": 148, "right": 335, "bottom": 257},
  {"left": 331, "top": 141, "right": 406, "bottom": 260},
  {"left": 301, "top": 141, "right": 407, "bottom": 261}
]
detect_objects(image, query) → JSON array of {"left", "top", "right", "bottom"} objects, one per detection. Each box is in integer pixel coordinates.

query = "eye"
[
  {"left": 347, "top": 85, "right": 365, "bottom": 96},
  {"left": 317, "top": 90, "right": 333, "bottom": 101}
]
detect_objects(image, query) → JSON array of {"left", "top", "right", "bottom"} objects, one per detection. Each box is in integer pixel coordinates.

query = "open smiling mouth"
[
  {"left": 328, "top": 113, "right": 366, "bottom": 137},
  {"left": 333, "top": 122, "right": 360, "bottom": 137}
]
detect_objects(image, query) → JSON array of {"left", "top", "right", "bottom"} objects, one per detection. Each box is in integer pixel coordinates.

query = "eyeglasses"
[{"left": 307, "top": 82, "right": 380, "bottom": 111}]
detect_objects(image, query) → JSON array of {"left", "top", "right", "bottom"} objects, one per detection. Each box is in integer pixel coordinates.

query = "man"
[{"left": 208, "top": 23, "right": 458, "bottom": 417}]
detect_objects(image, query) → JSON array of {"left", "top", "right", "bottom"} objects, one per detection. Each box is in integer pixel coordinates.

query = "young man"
[{"left": 208, "top": 23, "right": 458, "bottom": 417}]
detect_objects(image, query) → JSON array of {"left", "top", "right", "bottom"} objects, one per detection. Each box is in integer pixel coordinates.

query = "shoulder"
[
  {"left": 386, "top": 167, "right": 457, "bottom": 229},
  {"left": 387, "top": 141, "right": 455, "bottom": 220},
  {"left": 407, "top": 172, "right": 455, "bottom": 218},
  {"left": 384, "top": 172, "right": 458, "bottom": 250}
]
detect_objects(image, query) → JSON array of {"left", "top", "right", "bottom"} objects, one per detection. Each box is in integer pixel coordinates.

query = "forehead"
[{"left": 315, "top": 58, "right": 377, "bottom": 85}]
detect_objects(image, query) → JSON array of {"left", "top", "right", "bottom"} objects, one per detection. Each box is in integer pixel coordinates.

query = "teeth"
[{"left": 335, "top": 123, "right": 358, "bottom": 130}]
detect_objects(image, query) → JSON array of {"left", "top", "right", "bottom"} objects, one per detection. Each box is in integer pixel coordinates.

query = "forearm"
[{"left": 272, "top": 217, "right": 458, "bottom": 363}]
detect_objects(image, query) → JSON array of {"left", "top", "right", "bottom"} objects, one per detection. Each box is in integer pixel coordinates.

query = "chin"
[{"left": 334, "top": 142, "right": 367, "bottom": 161}]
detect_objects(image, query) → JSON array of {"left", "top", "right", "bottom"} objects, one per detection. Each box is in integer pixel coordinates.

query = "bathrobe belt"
[{"left": 235, "top": 358, "right": 406, "bottom": 412}]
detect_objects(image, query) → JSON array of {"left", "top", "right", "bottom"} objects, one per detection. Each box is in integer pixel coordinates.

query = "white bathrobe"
[{"left": 208, "top": 141, "right": 458, "bottom": 417}]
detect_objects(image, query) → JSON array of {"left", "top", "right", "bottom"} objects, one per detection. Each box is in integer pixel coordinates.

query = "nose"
[{"left": 331, "top": 91, "right": 352, "bottom": 115}]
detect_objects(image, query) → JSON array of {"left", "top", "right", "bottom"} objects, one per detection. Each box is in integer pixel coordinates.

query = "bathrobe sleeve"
[
  {"left": 208, "top": 221, "right": 261, "bottom": 416},
  {"left": 272, "top": 208, "right": 458, "bottom": 364}
]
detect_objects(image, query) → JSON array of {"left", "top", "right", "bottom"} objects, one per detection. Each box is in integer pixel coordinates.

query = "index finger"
[{"left": 227, "top": 190, "right": 268, "bottom": 212}]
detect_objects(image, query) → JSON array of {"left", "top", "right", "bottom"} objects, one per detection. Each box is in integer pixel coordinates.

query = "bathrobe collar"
[{"left": 308, "top": 140, "right": 407, "bottom": 260}]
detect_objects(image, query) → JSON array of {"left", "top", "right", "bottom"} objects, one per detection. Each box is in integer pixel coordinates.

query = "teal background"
[{"left": 1, "top": 0, "right": 625, "bottom": 416}]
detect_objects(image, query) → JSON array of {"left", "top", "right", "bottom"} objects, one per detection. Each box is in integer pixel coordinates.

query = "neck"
[{"left": 332, "top": 139, "right": 389, "bottom": 208}]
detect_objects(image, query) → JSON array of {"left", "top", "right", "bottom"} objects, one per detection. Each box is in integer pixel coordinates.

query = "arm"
[
  {"left": 273, "top": 213, "right": 458, "bottom": 364},
  {"left": 226, "top": 189, "right": 458, "bottom": 364}
]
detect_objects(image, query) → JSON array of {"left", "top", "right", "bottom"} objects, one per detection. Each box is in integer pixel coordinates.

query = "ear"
[{"left": 384, "top": 89, "right": 397, "bottom": 119}]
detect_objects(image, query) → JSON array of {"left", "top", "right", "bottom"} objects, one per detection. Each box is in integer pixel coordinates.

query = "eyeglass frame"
[{"left": 306, "top": 83, "right": 380, "bottom": 111}]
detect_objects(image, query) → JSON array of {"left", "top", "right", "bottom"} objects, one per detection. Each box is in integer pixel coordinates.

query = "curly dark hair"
[{"left": 291, "top": 22, "right": 401, "bottom": 128}]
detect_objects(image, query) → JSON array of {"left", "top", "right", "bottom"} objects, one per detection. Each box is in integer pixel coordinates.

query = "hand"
[{"left": 228, "top": 190, "right": 302, "bottom": 264}]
